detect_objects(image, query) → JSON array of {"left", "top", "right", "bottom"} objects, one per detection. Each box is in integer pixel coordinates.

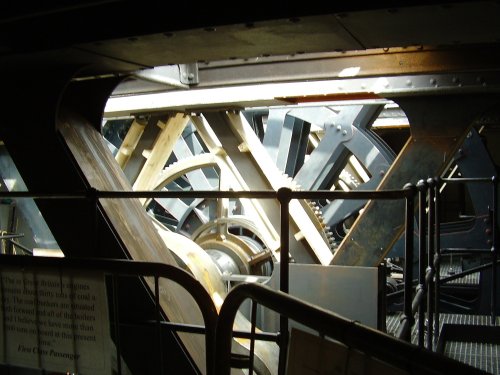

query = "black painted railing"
[
  {"left": 0, "top": 254, "right": 218, "bottom": 375},
  {"left": 0, "top": 186, "right": 416, "bottom": 374},
  {"left": 437, "top": 176, "right": 498, "bottom": 326},
  {"left": 214, "top": 282, "right": 488, "bottom": 375},
  {"left": 397, "top": 175, "right": 499, "bottom": 352}
]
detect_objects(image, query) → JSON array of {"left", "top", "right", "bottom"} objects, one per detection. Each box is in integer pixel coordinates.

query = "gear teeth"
[
  {"left": 163, "top": 159, "right": 179, "bottom": 171},
  {"left": 285, "top": 173, "right": 337, "bottom": 253},
  {"left": 330, "top": 241, "right": 340, "bottom": 253}
]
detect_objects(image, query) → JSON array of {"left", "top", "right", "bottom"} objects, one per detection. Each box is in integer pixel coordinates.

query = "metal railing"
[
  {"left": 394, "top": 175, "right": 499, "bottom": 352},
  {"left": 214, "top": 282, "right": 488, "bottom": 375},
  {"left": 395, "top": 179, "right": 438, "bottom": 347},
  {"left": 0, "top": 186, "right": 415, "bottom": 374},
  {"left": 438, "top": 176, "right": 498, "bottom": 325},
  {"left": 0, "top": 176, "right": 498, "bottom": 374},
  {"left": 0, "top": 254, "right": 218, "bottom": 375}
]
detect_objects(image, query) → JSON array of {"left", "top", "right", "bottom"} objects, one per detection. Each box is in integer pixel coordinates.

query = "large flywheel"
[
  {"left": 105, "top": 104, "right": 400, "bottom": 269},
  {"left": 244, "top": 104, "right": 396, "bottom": 245},
  {"left": 145, "top": 152, "right": 274, "bottom": 277}
]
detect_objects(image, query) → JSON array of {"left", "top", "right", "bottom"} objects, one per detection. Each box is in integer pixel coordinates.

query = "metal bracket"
[
  {"left": 133, "top": 65, "right": 189, "bottom": 89},
  {"left": 132, "top": 63, "right": 200, "bottom": 88},
  {"left": 179, "top": 63, "right": 199, "bottom": 85}
]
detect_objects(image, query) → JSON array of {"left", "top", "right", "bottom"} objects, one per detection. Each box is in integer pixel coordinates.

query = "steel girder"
[{"left": 331, "top": 94, "right": 500, "bottom": 267}]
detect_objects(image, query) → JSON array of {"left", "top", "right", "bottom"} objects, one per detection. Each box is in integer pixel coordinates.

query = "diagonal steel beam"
[{"left": 332, "top": 94, "right": 500, "bottom": 266}]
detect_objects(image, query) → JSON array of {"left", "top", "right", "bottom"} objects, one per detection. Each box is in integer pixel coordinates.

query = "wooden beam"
[
  {"left": 133, "top": 113, "right": 189, "bottom": 192},
  {"left": 115, "top": 118, "right": 147, "bottom": 168}
]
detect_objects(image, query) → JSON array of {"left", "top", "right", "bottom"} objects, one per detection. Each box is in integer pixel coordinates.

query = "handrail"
[
  {"left": 0, "top": 188, "right": 407, "bottom": 200},
  {"left": 426, "top": 177, "right": 436, "bottom": 349},
  {"left": 439, "top": 259, "right": 500, "bottom": 284},
  {"left": 417, "top": 179, "right": 428, "bottom": 348},
  {"left": 398, "top": 179, "right": 438, "bottom": 347},
  {"left": 0, "top": 254, "right": 218, "bottom": 375},
  {"left": 435, "top": 175, "right": 498, "bottom": 324},
  {"left": 398, "top": 174, "right": 500, "bottom": 348},
  {"left": 215, "top": 282, "right": 488, "bottom": 375},
  {"left": 397, "top": 176, "right": 497, "bottom": 347},
  {"left": 395, "top": 183, "right": 417, "bottom": 342},
  {"left": 0, "top": 186, "right": 414, "bottom": 373}
]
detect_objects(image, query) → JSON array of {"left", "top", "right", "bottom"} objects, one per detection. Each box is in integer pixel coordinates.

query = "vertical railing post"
[
  {"left": 426, "top": 178, "right": 436, "bottom": 349},
  {"left": 491, "top": 176, "right": 498, "bottom": 325},
  {"left": 434, "top": 177, "right": 441, "bottom": 345},
  {"left": 248, "top": 300, "right": 257, "bottom": 375},
  {"left": 154, "top": 276, "right": 165, "bottom": 374},
  {"left": 400, "top": 183, "right": 416, "bottom": 342},
  {"left": 88, "top": 187, "right": 99, "bottom": 253},
  {"left": 112, "top": 275, "right": 122, "bottom": 375},
  {"left": 417, "top": 180, "right": 427, "bottom": 348},
  {"left": 277, "top": 187, "right": 291, "bottom": 375}
]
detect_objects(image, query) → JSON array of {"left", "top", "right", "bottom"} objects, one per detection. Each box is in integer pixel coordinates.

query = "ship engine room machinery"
[{"left": 1, "top": 1, "right": 500, "bottom": 374}]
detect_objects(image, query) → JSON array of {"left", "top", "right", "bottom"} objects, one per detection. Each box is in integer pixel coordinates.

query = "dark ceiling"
[{"left": 1, "top": 1, "right": 499, "bottom": 77}]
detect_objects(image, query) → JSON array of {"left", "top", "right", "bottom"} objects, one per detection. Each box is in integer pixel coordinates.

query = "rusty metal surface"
[
  {"left": 195, "top": 45, "right": 500, "bottom": 89},
  {"left": 331, "top": 94, "right": 500, "bottom": 267}
]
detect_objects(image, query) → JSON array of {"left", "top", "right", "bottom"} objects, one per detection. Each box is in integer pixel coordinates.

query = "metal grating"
[
  {"left": 444, "top": 341, "right": 500, "bottom": 374},
  {"left": 386, "top": 313, "right": 500, "bottom": 374},
  {"left": 440, "top": 258, "right": 480, "bottom": 285},
  {"left": 385, "top": 312, "right": 402, "bottom": 337}
]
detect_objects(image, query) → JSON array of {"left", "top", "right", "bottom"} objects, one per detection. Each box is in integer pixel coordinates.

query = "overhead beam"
[{"left": 104, "top": 71, "right": 500, "bottom": 117}]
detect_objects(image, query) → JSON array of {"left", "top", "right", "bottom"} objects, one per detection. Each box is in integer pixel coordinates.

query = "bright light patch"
[
  {"left": 349, "top": 155, "right": 370, "bottom": 183},
  {"left": 4, "top": 178, "right": 17, "bottom": 191},
  {"left": 338, "top": 66, "right": 361, "bottom": 77},
  {"left": 212, "top": 291, "right": 224, "bottom": 311},
  {"left": 244, "top": 276, "right": 259, "bottom": 283}
]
